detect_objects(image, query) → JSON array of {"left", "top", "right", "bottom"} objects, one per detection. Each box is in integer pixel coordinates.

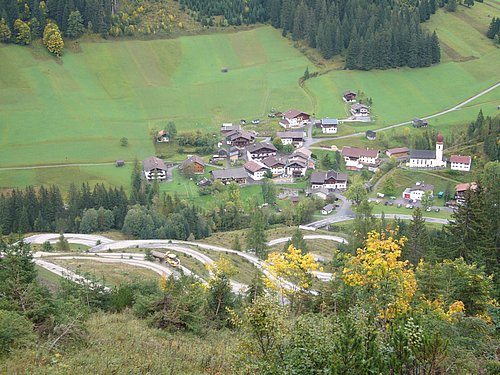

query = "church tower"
[{"left": 436, "top": 133, "right": 444, "bottom": 165}]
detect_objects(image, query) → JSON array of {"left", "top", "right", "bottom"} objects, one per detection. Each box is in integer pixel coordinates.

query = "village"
[{"left": 138, "top": 90, "right": 476, "bottom": 218}]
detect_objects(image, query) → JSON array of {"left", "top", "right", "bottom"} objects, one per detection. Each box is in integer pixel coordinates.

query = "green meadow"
[
  {"left": 0, "top": 1, "right": 499, "bottom": 191},
  {"left": 307, "top": 1, "right": 500, "bottom": 125},
  {"left": 0, "top": 27, "right": 311, "bottom": 170}
]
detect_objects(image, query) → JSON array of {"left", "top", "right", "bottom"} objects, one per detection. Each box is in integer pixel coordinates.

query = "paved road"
[{"left": 306, "top": 213, "right": 449, "bottom": 229}]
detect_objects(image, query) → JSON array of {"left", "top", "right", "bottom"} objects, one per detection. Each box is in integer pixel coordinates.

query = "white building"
[
  {"left": 350, "top": 103, "right": 370, "bottom": 117},
  {"left": 341, "top": 147, "right": 379, "bottom": 170},
  {"left": 246, "top": 142, "right": 278, "bottom": 161},
  {"left": 320, "top": 118, "right": 338, "bottom": 134},
  {"left": 143, "top": 157, "right": 168, "bottom": 181},
  {"left": 276, "top": 131, "right": 305, "bottom": 147},
  {"left": 408, "top": 134, "right": 447, "bottom": 169},
  {"left": 402, "top": 182, "right": 434, "bottom": 201},
  {"left": 450, "top": 155, "right": 472, "bottom": 171},
  {"left": 244, "top": 160, "right": 269, "bottom": 181},
  {"left": 279, "top": 109, "right": 311, "bottom": 128},
  {"left": 262, "top": 157, "right": 286, "bottom": 176},
  {"left": 310, "top": 170, "right": 348, "bottom": 191}
]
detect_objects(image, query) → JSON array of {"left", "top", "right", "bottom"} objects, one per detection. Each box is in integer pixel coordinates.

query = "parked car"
[
  {"left": 384, "top": 201, "right": 389, "bottom": 206},
  {"left": 426, "top": 207, "right": 432, "bottom": 212},
  {"left": 435, "top": 208, "right": 441, "bottom": 212},
  {"left": 405, "top": 204, "right": 414, "bottom": 209},
  {"left": 251, "top": 119, "right": 260, "bottom": 124},
  {"left": 390, "top": 196, "right": 397, "bottom": 200},
  {"left": 388, "top": 201, "right": 394, "bottom": 206},
  {"left": 397, "top": 203, "right": 402, "bottom": 208},
  {"left": 240, "top": 119, "right": 246, "bottom": 125}
]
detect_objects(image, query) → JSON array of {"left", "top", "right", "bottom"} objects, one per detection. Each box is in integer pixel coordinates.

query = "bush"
[{"left": 0, "top": 310, "right": 35, "bottom": 356}]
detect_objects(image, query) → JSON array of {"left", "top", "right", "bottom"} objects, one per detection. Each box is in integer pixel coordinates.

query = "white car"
[
  {"left": 251, "top": 119, "right": 260, "bottom": 124},
  {"left": 426, "top": 207, "right": 432, "bottom": 212}
]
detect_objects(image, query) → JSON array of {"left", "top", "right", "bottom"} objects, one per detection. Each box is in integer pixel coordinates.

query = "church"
[{"left": 408, "top": 133, "right": 447, "bottom": 169}]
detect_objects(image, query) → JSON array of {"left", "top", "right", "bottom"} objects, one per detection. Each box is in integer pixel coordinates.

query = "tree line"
[{"left": 180, "top": 0, "right": 441, "bottom": 69}]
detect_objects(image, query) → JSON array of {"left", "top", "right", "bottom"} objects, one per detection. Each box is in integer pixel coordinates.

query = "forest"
[{"left": 180, "top": 0, "right": 441, "bottom": 69}]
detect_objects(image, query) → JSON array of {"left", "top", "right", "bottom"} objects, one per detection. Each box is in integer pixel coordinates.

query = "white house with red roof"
[
  {"left": 279, "top": 109, "right": 311, "bottom": 128},
  {"left": 341, "top": 147, "right": 379, "bottom": 170},
  {"left": 450, "top": 155, "right": 472, "bottom": 171},
  {"left": 244, "top": 160, "right": 269, "bottom": 181}
]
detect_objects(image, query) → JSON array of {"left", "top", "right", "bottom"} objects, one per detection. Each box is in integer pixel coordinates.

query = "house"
[
  {"left": 408, "top": 134, "right": 447, "bottom": 169},
  {"left": 115, "top": 160, "right": 125, "bottom": 167},
  {"left": 210, "top": 168, "right": 247, "bottom": 185},
  {"left": 285, "top": 159, "right": 308, "bottom": 177},
  {"left": 279, "top": 109, "right": 311, "bottom": 128},
  {"left": 386, "top": 147, "right": 410, "bottom": 158},
  {"left": 246, "top": 142, "right": 278, "bottom": 161},
  {"left": 350, "top": 103, "right": 370, "bottom": 117},
  {"left": 211, "top": 148, "right": 228, "bottom": 162},
  {"left": 262, "top": 156, "right": 286, "bottom": 176},
  {"left": 290, "top": 147, "right": 315, "bottom": 170},
  {"left": 366, "top": 130, "right": 376, "bottom": 140},
  {"left": 181, "top": 155, "right": 205, "bottom": 174},
  {"left": 450, "top": 155, "right": 472, "bottom": 172},
  {"left": 225, "top": 130, "right": 256, "bottom": 147},
  {"left": 319, "top": 118, "right": 338, "bottom": 134},
  {"left": 321, "top": 204, "right": 335, "bottom": 215},
  {"left": 412, "top": 118, "right": 428, "bottom": 128},
  {"left": 244, "top": 160, "right": 270, "bottom": 181},
  {"left": 341, "top": 147, "right": 379, "bottom": 170},
  {"left": 454, "top": 182, "right": 477, "bottom": 204},
  {"left": 343, "top": 90, "right": 357, "bottom": 102},
  {"left": 229, "top": 146, "right": 240, "bottom": 163},
  {"left": 305, "top": 187, "right": 331, "bottom": 200},
  {"left": 402, "top": 182, "right": 434, "bottom": 201},
  {"left": 276, "top": 131, "right": 305, "bottom": 147},
  {"left": 221, "top": 123, "right": 240, "bottom": 133},
  {"left": 156, "top": 130, "right": 169, "bottom": 143},
  {"left": 143, "top": 156, "right": 168, "bottom": 181},
  {"left": 310, "top": 170, "right": 348, "bottom": 191}
]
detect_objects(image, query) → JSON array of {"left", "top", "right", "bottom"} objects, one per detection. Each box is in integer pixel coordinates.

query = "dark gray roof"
[
  {"left": 321, "top": 118, "right": 338, "bottom": 126},
  {"left": 276, "top": 131, "right": 304, "bottom": 139},
  {"left": 143, "top": 157, "right": 167, "bottom": 172},
  {"left": 409, "top": 149, "right": 436, "bottom": 159},
  {"left": 311, "top": 170, "right": 347, "bottom": 184},
  {"left": 262, "top": 156, "right": 285, "bottom": 167},
  {"left": 211, "top": 168, "right": 247, "bottom": 180},
  {"left": 246, "top": 142, "right": 277, "bottom": 153},
  {"left": 323, "top": 204, "right": 334, "bottom": 211}
]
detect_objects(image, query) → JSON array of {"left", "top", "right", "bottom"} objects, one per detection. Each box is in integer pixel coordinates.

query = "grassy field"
[
  {"left": 307, "top": 1, "right": 500, "bottom": 126},
  {"left": 0, "top": 26, "right": 311, "bottom": 170}
]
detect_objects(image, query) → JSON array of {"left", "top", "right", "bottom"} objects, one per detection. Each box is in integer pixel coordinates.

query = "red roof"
[
  {"left": 244, "top": 160, "right": 267, "bottom": 173},
  {"left": 450, "top": 155, "right": 471, "bottom": 164},
  {"left": 283, "top": 109, "right": 309, "bottom": 119},
  {"left": 386, "top": 147, "right": 409, "bottom": 155},
  {"left": 436, "top": 133, "right": 444, "bottom": 143},
  {"left": 342, "top": 146, "right": 379, "bottom": 158},
  {"left": 455, "top": 182, "right": 477, "bottom": 192}
]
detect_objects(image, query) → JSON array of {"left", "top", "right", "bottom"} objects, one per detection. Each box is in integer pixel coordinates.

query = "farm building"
[
  {"left": 386, "top": 147, "right": 410, "bottom": 158},
  {"left": 341, "top": 147, "right": 379, "bottom": 171},
  {"left": 143, "top": 156, "right": 168, "bottom": 181},
  {"left": 225, "top": 129, "right": 256, "bottom": 147},
  {"left": 244, "top": 160, "right": 270, "bottom": 181},
  {"left": 156, "top": 130, "right": 169, "bottom": 143},
  {"left": 279, "top": 109, "right": 311, "bottom": 128},
  {"left": 211, "top": 168, "right": 247, "bottom": 185},
  {"left": 412, "top": 118, "right": 428, "bottom": 128},
  {"left": 276, "top": 131, "right": 305, "bottom": 147},
  {"left": 343, "top": 90, "right": 357, "bottom": 102},
  {"left": 246, "top": 142, "right": 278, "bottom": 161},
  {"left": 350, "top": 103, "right": 370, "bottom": 117},
  {"left": 454, "top": 182, "right": 477, "bottom": 204},
  {"left": 366, "top": 130, "right": 376, "bottom": 140},
  {"left": 450, "top": 155, "right": 472, "bottom": 171},
  {"left": 310, "top": 170, "right": 348, "bottom": 191},
  {"left": 180, "top": 155, "right": 205, "bottom": 174},
  {"left": 115, "top": 160, "right": 125, "bottom": 167}
]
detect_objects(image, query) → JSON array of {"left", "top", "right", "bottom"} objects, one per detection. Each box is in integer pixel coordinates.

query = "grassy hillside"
[
  {"left": 307, "top": 1, "right": 500, "bottom": 125},
  {"left": 0, "top": 2, "right": 498, "bottom": 191},
  {"left": 0, "top": 27, "right": 311, "bottom": 169}
]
